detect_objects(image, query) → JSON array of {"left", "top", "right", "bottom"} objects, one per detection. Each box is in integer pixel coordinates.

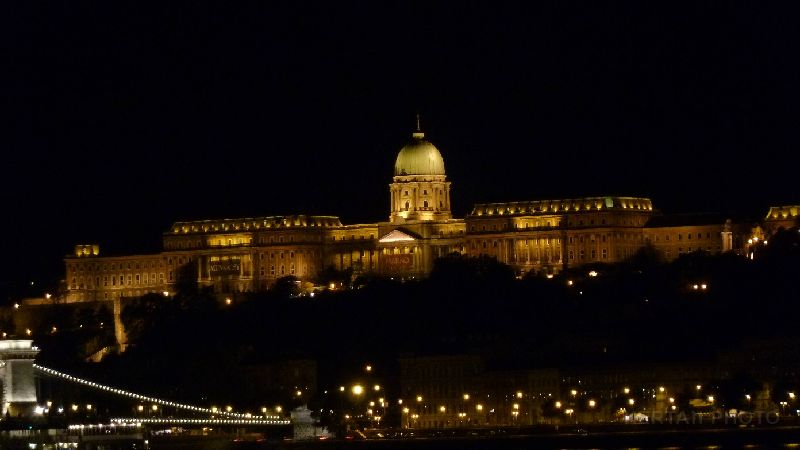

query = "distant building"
[{"left": 63, "top": 122, "right": 796, "bottom": 302}]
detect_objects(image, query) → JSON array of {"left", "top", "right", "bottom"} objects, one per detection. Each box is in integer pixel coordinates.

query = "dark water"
[{"left": 151, "top": 427, "right": 800, "bottom": 450}]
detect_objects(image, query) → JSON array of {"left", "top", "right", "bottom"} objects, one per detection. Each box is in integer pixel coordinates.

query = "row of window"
[
  {"left": 654, "top": 232, "right": 714, "bottom": 242},
  {"left": 71, "top": 271, "right": 171, "bottom": 290}
]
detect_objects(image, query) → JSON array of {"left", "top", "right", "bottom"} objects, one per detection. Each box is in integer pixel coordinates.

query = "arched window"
[
  {"left": 423, "top": 200, "right": 429, "bottom": 208},
  {"left": 405, "top": 201, "right": 409, "bottom": 211}
]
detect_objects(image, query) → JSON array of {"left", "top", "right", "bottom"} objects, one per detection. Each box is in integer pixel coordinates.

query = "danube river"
[{"left": 151, "top": 426, "right": 800, "bottom": 450}]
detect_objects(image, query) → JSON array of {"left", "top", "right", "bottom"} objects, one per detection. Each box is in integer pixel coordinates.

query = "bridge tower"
[{"left": 0, "top": 340, "right": 40, "bottom": 416}]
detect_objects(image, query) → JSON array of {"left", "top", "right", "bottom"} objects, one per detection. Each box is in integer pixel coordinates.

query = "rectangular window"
[{"left": 602, "top": 248, "right": 608, "bottom": 259}]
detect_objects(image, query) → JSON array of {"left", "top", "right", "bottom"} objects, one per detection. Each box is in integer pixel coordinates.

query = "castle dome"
[{"left": 393, "top": 130, "right": 446, "bottom": 176}]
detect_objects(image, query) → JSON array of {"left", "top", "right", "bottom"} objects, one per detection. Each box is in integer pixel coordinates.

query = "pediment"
[{"left": 379, "top": 229, "right": 417, "bottom": 243}]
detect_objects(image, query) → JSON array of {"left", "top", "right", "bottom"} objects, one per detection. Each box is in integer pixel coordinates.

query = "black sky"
[{"left": 2, "top": 1, "right": 798, "bottom": 286}]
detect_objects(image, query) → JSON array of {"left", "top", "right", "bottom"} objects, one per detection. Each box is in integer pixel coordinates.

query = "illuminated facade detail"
[
  {"left": 764, "top": 205, "right": 800, "bottom": 234},
  {"left": 63, "top": 125, "right": 791, "bottom": 303}
]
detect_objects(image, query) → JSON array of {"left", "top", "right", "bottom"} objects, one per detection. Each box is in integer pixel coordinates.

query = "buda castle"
[{"left": 64, "top": 124, "right": 798, "bottom": 302}]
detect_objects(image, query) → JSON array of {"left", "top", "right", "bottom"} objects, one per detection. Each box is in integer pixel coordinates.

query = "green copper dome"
[{"left": 393, "top": 131, "right": 446, "bottom": 176}]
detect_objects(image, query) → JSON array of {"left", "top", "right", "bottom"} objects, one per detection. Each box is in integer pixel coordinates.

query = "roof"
[
  {"left": 167, "top": 215, "right": 343, "bottom": 234},
  {"left": 394, "top": 131, "right": 446, "bottom": 176}
]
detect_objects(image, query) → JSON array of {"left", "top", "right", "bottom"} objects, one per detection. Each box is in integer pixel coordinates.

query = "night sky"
[{"left": 3, "top": 1, "right": 798, "bottom": 286}]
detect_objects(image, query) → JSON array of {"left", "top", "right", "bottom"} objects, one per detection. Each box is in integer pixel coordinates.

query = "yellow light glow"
[
  {"left": 416, "top": 395, "right": 423, "bottom": 402},
  {"left": 555, "top": 401, "right": 562, "bottom": 408},
  {"left": 374, "top": 384, "right": 381, "bottom": 391},
  {"left": 339, "top": 386, "right": 345, "bottom": 392},
  {"left": 628, "top": 398, "right": 635, "bottom": 405},
  {"left": 567, "top": 280, "right": 573, "bottom": 286},
  {"left": 516, "top": 391, "right": 523, "bottom": 398},
  {"left": 137, "top": 405, "right": 144, "bottom": 412},
  {"left": 570, "top": 389, "right": 577, "bottom": 396},
  {"left": 659, "top": 386, "right": 665, "bottom": 392},
  {"left": 225, "top": 298, "right": 232, "bottom": 305},
  {"left": 588, "top": 270, "right": 598, "bottom": 277},
  {"left": 369, "top": 401, "right": 375, "bottom": 407},
  {"left": 669, "top": 397, "right": 675, "bottom": 403},
  {"left": 513, "top": 403, "right": 519, "bottom": 410},
  {"left": 226, "top": 406, "right": 232, "bottom": 412},
  {"left": 439, "top": 406, "right": 446, "bottom": 412},
  {"left": 365, "top": 365, "right": 372, "bottom": 372},
  {"left": 275, "top": 406, "right": 282, "bottom": 413},
  {"left": 789, "top": 392, "right": 796, "bottom": 399},
  {"left": 707, "top": 395, "right": 714, "bottom": 403},
  {"left": 296, "top": 390, "right": 302, "bottom": 396},
  {"left": 86, "top": 404, "right": 92, "bottom": 410},
  {"left": 402, "top": 407, "right": 409, "bottom": 414},
  {"left": 71, "top": 405, "right": 78, "bottom": 411},
  {"left": 476, "top": 404, "right": 483, "bottom": 411},
  {"left": 696, "top": 385, "right": 702, "bottom": 391},
  {"left": 589, "top": 400, "right": 596, "bottom": 408},
  {"left": 624, "top": 387, "right": 630, "bottom": 394},
  {"left": 151, "top": 404, "right": 157, "bottom": 411},
  {"left": 352, "top": 385, "right": 364, "bottom": 395},
  {"left": 463, "top": 393, "right": 470, "bottom": 400}
]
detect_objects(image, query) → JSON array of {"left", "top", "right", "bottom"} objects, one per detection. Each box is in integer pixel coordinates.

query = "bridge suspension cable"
[{"left": 34, "top": 364, "right": 281, "bottom": 420}]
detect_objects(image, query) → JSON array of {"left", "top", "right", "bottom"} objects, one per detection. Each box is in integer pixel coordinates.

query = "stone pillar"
[
  {"left": 0, "top": 340, "right": 40, "bottom": 417},
  {"left": 113, "top": 298, "right": 128, "bottom": 352}
]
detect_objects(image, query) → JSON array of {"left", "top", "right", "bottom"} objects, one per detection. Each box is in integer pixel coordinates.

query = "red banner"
[{"left": 384, "top": 254, "right": 413, "bottom": 271}]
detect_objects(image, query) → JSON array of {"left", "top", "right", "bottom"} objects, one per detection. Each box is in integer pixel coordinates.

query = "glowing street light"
[
  {"left": 416, "top": 395, "right": 423, "bottom": 402},
  {"left": 623, "top": 387, "right": 630, "bottom": 394},
  {"left": 374, "top": 384, "right": 381, "bottom": 392},
  {"left": 476, "top": 404, "right": 483, "bottom": 411},
  {"left": 365, "top": 365, "right": 372, "bottom": 372},
  {"left": 707, "top": 396, "right": 715, "bottom": 403},
  {"left": 588, "top": 400, "right": 596, "bottom": 408},
  {"left": 352, "top": 385, "right": 364, "bottom": 395},
  {"left": 628, "top": 398, "right": 635, "bottom": 406},
  {"left": 555, "top": 401, "right": 562, "bottom": 409},
  {"left": 570, "top": 389, "right": 578, "bottom": 397},
  {"left": 463, "top": 394, "right": 470, "bottom": 400},
  {"left": 339, "top": 386, "right": 345, "bottom": 392},
  {"left": 439, "top": 406, "right": 446, "bottom": 413}
]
